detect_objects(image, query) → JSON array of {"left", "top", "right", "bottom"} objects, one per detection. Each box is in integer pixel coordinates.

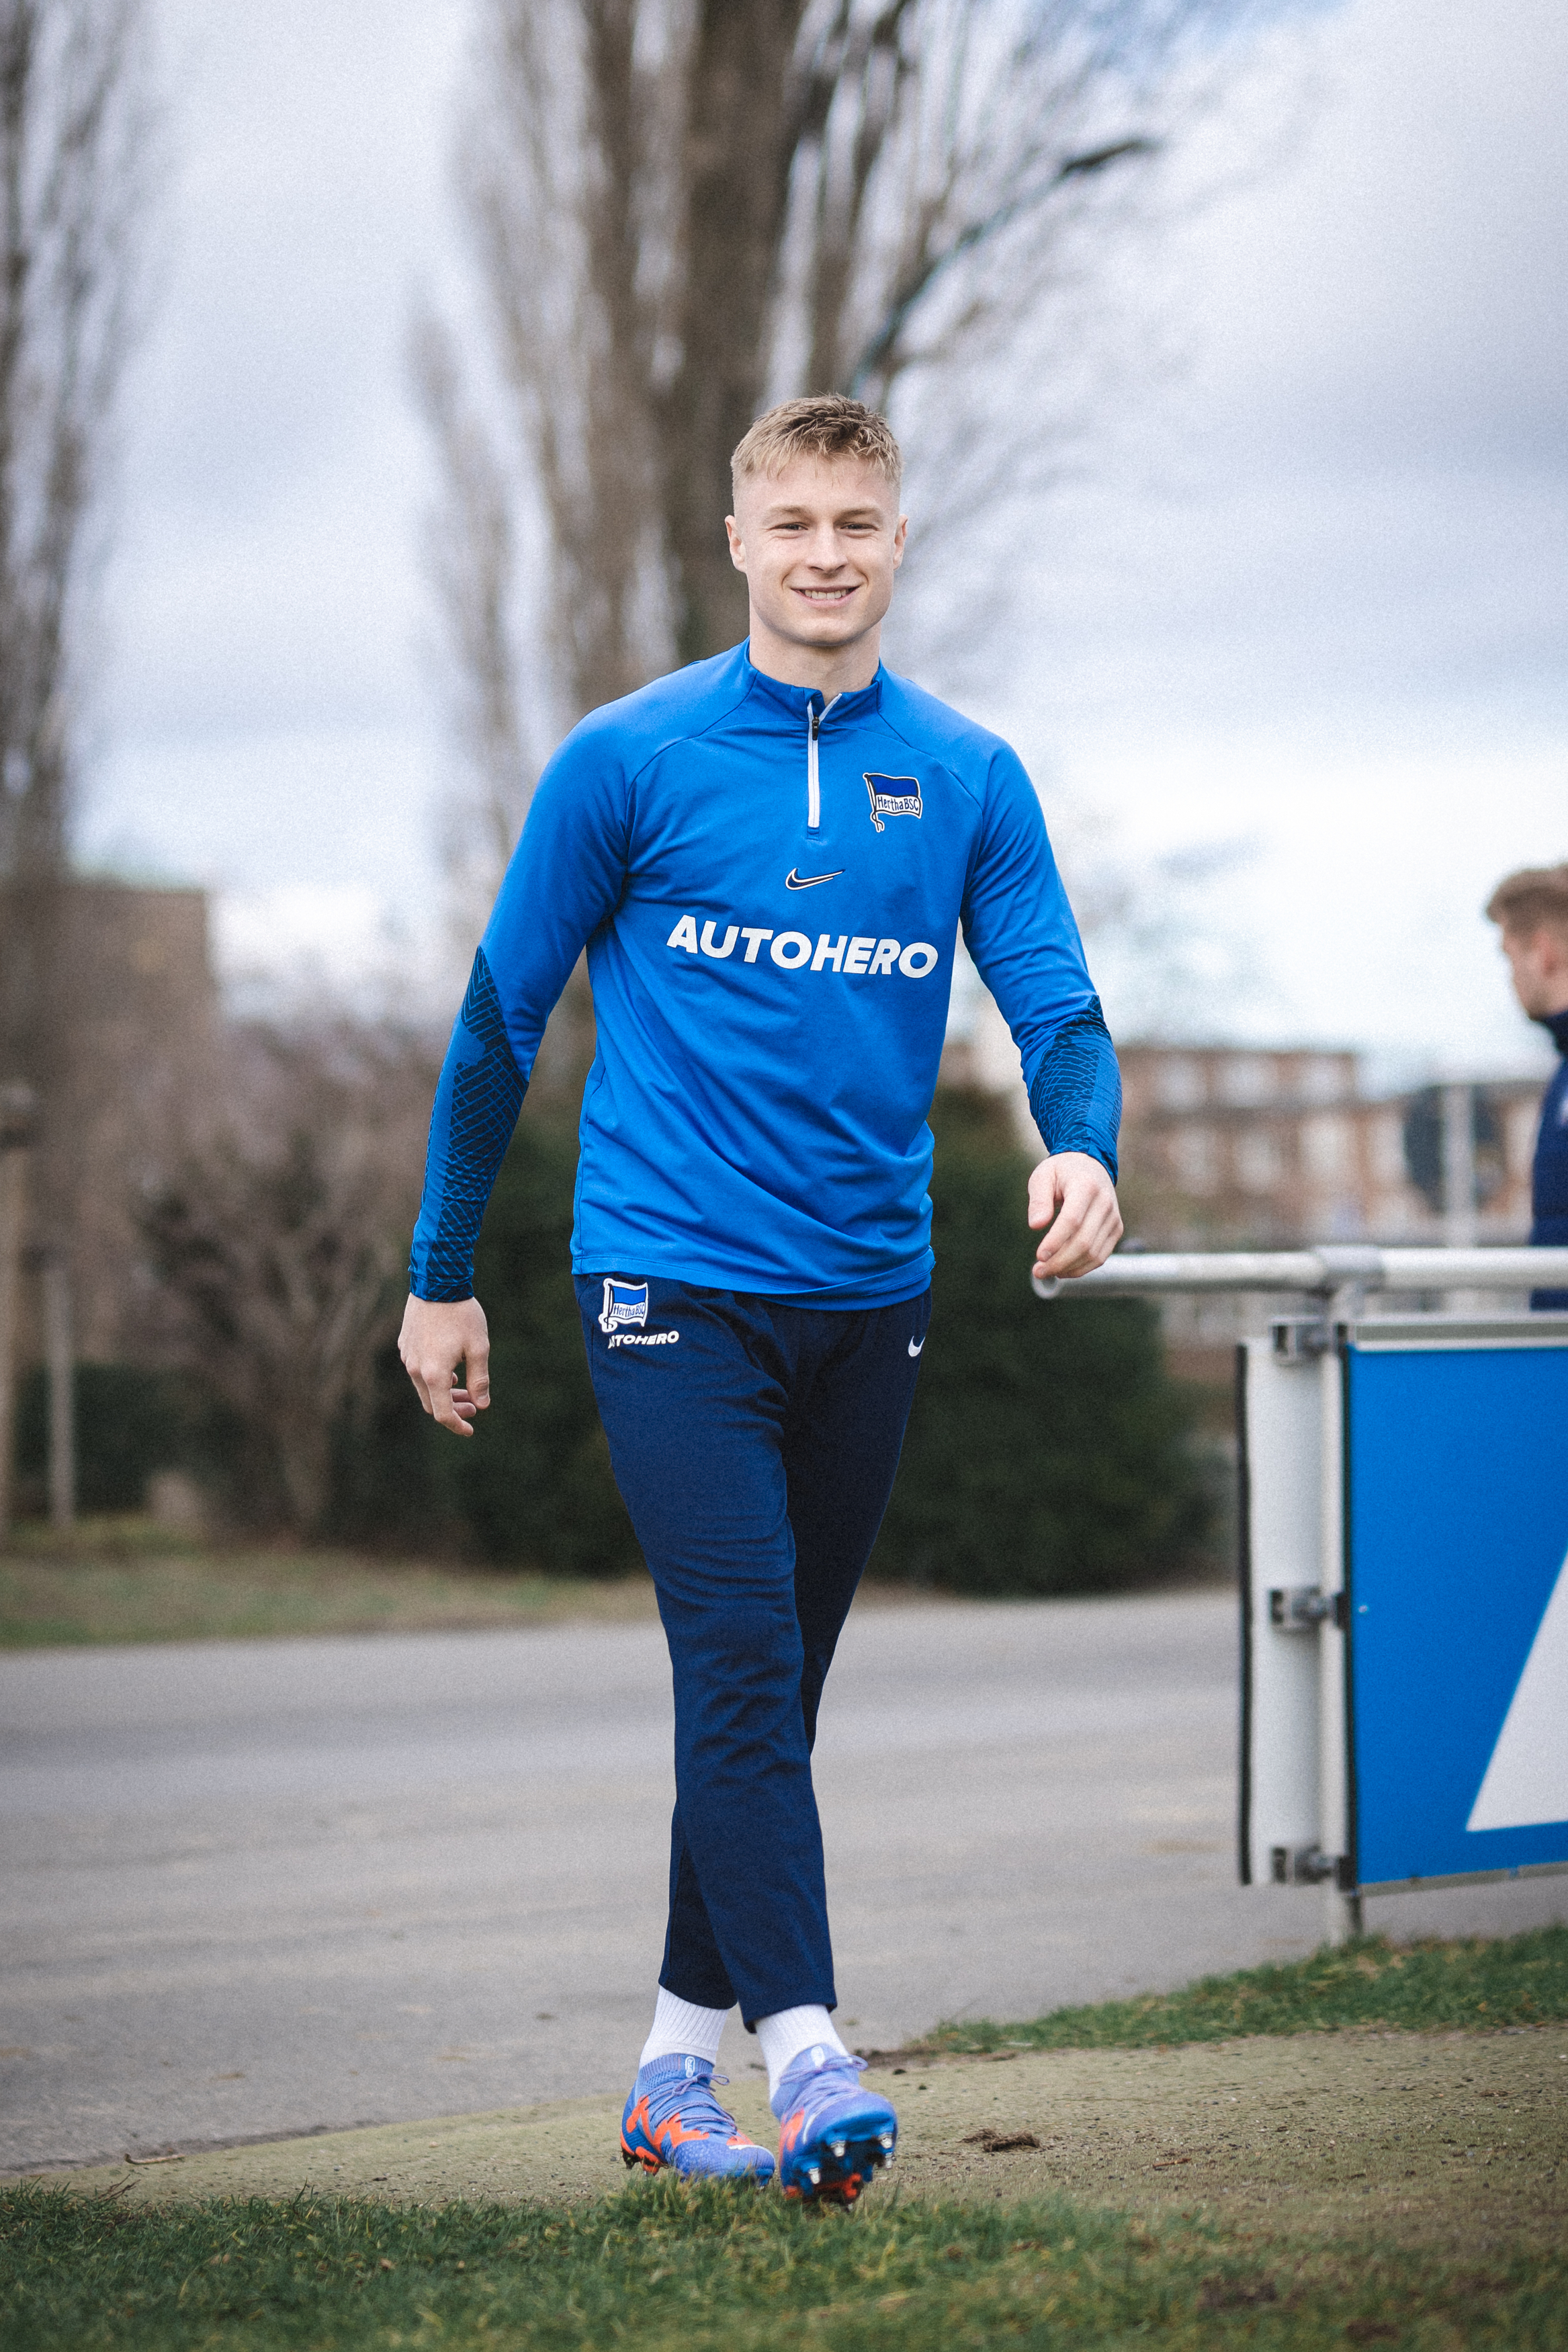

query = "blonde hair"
[
  {"left": 1485, "top": 863, "right": 1568, "bottom": 942},
  {"left": 731, "top": 394, "right": 902, "bottom": 501}
]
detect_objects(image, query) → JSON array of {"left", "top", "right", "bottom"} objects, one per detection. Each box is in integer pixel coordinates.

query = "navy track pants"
[{"left": 576, "top": 1273, "right": 930, "bottom": 2027}]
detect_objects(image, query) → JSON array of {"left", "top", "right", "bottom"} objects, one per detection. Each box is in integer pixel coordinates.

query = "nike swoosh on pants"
[{"left": 908, "top": 1337, "right": 924, "bottom": 1357}]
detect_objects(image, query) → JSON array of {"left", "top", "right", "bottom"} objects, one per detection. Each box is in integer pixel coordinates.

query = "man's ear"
[{"left": 725, "top": 513, "right": 746, "bottom": 574}]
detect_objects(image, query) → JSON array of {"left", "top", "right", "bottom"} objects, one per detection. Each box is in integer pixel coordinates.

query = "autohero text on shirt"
[{"left": 666, "top": 917, "right": 939, "bottom": 978}]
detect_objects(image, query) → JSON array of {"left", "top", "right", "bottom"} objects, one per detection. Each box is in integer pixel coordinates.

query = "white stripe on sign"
[{"left": 1467, "top": 1548, "right": 1568, "bottom": 1831}]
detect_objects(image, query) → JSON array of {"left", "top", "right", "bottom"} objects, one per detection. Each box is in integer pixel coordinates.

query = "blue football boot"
[
  {"left": 771, "top": 2044, "right": 898, "bottom": 2204},
  {"left": 621, "top": 2053, "right": 775, "bottom": 2181}
]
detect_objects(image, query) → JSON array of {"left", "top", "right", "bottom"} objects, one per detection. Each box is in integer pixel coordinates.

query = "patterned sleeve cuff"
[
  {"left": 1027, "top": 998, "right": 1121, "bottom": 1183},
  {"left": 407, "top": 947, "right": 527, "bottom": 1298}
]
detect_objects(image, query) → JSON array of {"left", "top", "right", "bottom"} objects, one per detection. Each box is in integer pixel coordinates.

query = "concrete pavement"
[{"left": 3, "top": 1591, "right": 1562, "bottom": 2172}]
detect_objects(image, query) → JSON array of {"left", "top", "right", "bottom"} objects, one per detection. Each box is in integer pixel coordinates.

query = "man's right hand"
[{"left": 398, "top": 1294, "right": 492, "bottom": 1437}]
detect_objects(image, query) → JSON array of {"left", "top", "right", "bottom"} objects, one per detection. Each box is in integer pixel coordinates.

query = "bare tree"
[
  {"left": 412, "top": 310, "right": 535, "bottom": 953},
  {"left": 421, "top": 0, "right": 1295, "bottom": 905},
  {"left": 137, "top": 1023, "right": 437, "bottom": 1535},
  {"left": 0, "top": 0, "right": 152, "bottom": 1306}
]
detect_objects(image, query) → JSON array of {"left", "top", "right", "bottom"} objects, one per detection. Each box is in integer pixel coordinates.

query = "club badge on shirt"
[{"left": 864, "top": 773, "right": 922, "bottom": 832}]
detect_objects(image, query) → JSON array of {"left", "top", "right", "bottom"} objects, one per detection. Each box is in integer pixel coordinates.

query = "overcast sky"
[{"left": 83, "top": 0, "right": 1567, "bottom": 1077}]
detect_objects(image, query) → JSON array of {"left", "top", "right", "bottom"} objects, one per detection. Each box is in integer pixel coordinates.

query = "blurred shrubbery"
[
  {"left": 136, "top": 1021, "right": 433, "bottom": 1532},
  {"left": 13, "top": 1363, "right": 270, "bottom": 1526},
  {"left": 329, "top": 1109, "right": 638, "bottom": 1574},
  {"left": 330, "top": 1089, "right": 1213, "bottom": 1595},
  {"left": 867, "top": 1090, "right": 1213, "bottom": 1594},
  {"left": 15, "top": 1363, "right": 186, "bottom": 1517},
  {"left": 12, "top": 1085, "right": 1213, "bottom": 1595}
]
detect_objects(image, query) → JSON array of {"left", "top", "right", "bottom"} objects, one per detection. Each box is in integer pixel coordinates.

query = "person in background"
[{"left": 1486, "top": 864, "right": 1568, "bottom": 1309}]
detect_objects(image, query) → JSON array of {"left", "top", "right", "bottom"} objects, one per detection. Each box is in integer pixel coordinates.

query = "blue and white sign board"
[
  {"left": 1344, "top": 1318, "right": 1568, "bottom": 1892},
  {"left": 1239, "top": 1313, "right": 1568, "bottom": 1900}
]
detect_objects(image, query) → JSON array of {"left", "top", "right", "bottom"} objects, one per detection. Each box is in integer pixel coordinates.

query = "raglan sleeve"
[
  {"left": 407, "top": 727, "right": 632, "bottom": 1300},
  {"left": 959, "top": 745, "right": 1122, "bottom": 1182}
]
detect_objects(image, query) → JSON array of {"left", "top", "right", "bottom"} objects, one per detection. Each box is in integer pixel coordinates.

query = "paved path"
[{"left": 3, "top": 1593, "right": 1561, "bottom": 2171}]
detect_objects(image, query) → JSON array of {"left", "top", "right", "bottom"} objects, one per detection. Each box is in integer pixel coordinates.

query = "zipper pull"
[{"left": 806, "top": 700, "right": 821, "bottom": 831}]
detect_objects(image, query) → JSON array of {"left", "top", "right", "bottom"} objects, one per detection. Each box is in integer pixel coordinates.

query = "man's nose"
[{"left": 805, "top": 529, "right": 850, "bottom": 569}]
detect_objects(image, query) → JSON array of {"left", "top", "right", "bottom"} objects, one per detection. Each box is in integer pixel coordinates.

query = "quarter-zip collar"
[
  {"left": 740, "top": 647, "right": 884, "bottom": 835},
  {"left": 740, "top": 644, "right": 885, "bottom": 729}
]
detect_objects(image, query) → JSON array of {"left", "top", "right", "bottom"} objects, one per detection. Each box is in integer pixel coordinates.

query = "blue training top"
[{"left": 409, "top": 644, "right": 1120, "bottom": 1308}]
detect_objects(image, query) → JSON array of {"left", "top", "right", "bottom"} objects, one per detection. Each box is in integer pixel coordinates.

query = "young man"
[
  {"left": 399, "top": 395, "right": 1122, "bottom": 2203},
  {"left": 1487, "top": 864, "right": 1568, "bottom": 1310}
]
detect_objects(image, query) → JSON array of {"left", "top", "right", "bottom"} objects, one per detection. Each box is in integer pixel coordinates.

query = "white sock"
[
  {"left": 754, "top": 2005, "right": 848, "bottom": 2099},
  {"left": 638, "top": 1986, "right": 730, "bottom": 2071}
]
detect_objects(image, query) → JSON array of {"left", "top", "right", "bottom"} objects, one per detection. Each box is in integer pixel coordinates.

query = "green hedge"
[
  {"left": 867, "top": 1092, "right": 1213, "bottom": 1594},
  {"left": 331, "top": 1111, "right": 639, "bottom": 1574},
  {"left": 336, "top": 1091, "right": 1213, "bottom": 1595},
  {"left": 13, "top": 1363, "right": 187, "bottom": 1515}
]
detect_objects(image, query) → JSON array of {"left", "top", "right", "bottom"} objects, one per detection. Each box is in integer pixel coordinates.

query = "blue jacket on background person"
[
  {"left": 1487, "top": 865, "right": 1568, "bottom": 1312},
  {"left": 1529, "top": 1007, "right": 1568, "bottom": 1309}
]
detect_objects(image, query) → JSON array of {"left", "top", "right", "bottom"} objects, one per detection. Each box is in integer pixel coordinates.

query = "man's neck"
[{"left": 746, "top": 616, "right": 883, "bottom": 697}]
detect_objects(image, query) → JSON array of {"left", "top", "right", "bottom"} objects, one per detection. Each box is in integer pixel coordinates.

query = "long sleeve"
[
  {"left": 959, "top": 746, "right": 1121, "bottom": 1181},
  {"left": 408, "top": 948, "right": 528, "bottom": 1300},
  {"left": 407, "top": 718, "right": 633, "bottom": 1300}
]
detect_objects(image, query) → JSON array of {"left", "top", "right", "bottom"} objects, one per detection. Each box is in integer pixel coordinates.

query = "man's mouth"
[{"left": 793, "top": 585, "right": 857, "bottom": 603}]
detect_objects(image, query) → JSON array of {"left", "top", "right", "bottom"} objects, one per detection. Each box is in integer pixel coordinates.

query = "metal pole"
[
  {"left": 42, "top": 1253, "right": 74, "bottom": 1531},
  {"left": 1441, "top": 1083, "right": 1477, "bottom": 1249},
  {"left": 0, "top": 1146, "right": 22, "bottom": 1545},
  {"left": 1318, "top": 1282, "right": 1362, "bottom": 1944},
  {"left": 0, "top": 1085, "right": 38, "bottom": 1548},
  {"left": 1034, "top": 1244, "right": 1568, "bottom": 1297}
]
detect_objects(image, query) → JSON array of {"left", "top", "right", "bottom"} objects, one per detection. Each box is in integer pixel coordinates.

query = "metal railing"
[{"left": 1033, "top": 1245, "right": 1568, "bottom": 1301}]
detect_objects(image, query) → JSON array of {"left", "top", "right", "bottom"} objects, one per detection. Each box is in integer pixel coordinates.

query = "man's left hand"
[{"left": 1028, "top": 1150, "right": 1123, "bottom": 1280}]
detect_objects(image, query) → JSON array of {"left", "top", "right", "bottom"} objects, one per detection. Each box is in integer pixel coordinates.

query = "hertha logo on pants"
[{"left": 599, "top": 1277, "right": 649, "bottom": 1333}]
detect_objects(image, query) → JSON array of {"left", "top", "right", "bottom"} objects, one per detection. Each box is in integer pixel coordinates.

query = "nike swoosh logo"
[
  {"left": 908, "top": 1336, "right": 925, "bottom": 1357},
  {"left": 785, "top": 868, "right": 844, "bottom": 889}
]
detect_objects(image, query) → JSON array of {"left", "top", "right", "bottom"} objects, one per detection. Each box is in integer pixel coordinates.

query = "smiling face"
[{"left": 725, "top": 456, "right": 906, "bottom": 691}]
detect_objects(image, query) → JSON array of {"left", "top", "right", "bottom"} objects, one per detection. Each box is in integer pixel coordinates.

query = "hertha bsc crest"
[
  {"left": 599, "top": 1277, "right": 649, "bottom": 1333},
  {"left": 864, "top": 773, "right": 922, "bottom": 832}
]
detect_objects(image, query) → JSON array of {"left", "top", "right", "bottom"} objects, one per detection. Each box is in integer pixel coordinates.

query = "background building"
[{"left": 1115, "top": 1044, "right": 1539, "bottom": 1250}]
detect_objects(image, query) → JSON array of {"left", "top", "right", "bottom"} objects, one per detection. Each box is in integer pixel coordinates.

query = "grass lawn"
[
  {"left": 0, "top": 1519, "right": 975, "bottom": 1646},
  {"left": 4, "top": 2173, "right": 1565, "bottom": 2352},
  {"left": 901, "top": 1924, "right": 1568, "bottom": 2054},
  {"left": 0, "top": 1518, "right": 660, "bottom": 1646},
  {"left": 8, "top": 1927, "right": 1567, "bottom": 2347}
]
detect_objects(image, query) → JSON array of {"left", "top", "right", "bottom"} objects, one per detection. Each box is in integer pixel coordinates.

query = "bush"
[
  {"left": 458, "top": 1116, "right": 640, "bottom": 1572},
  {"left": 14, "top": 1362, "right": 187, "bottom": 1515},
  {"left": 867, "top": 1091, "right": 1213, "bottom": 1594},
  {"left": 335, "top": 1109, "right": 639, "bottom": 1574},
  {"left": 136, "top": 1019, "right": 434, "bottom": 1534}
]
